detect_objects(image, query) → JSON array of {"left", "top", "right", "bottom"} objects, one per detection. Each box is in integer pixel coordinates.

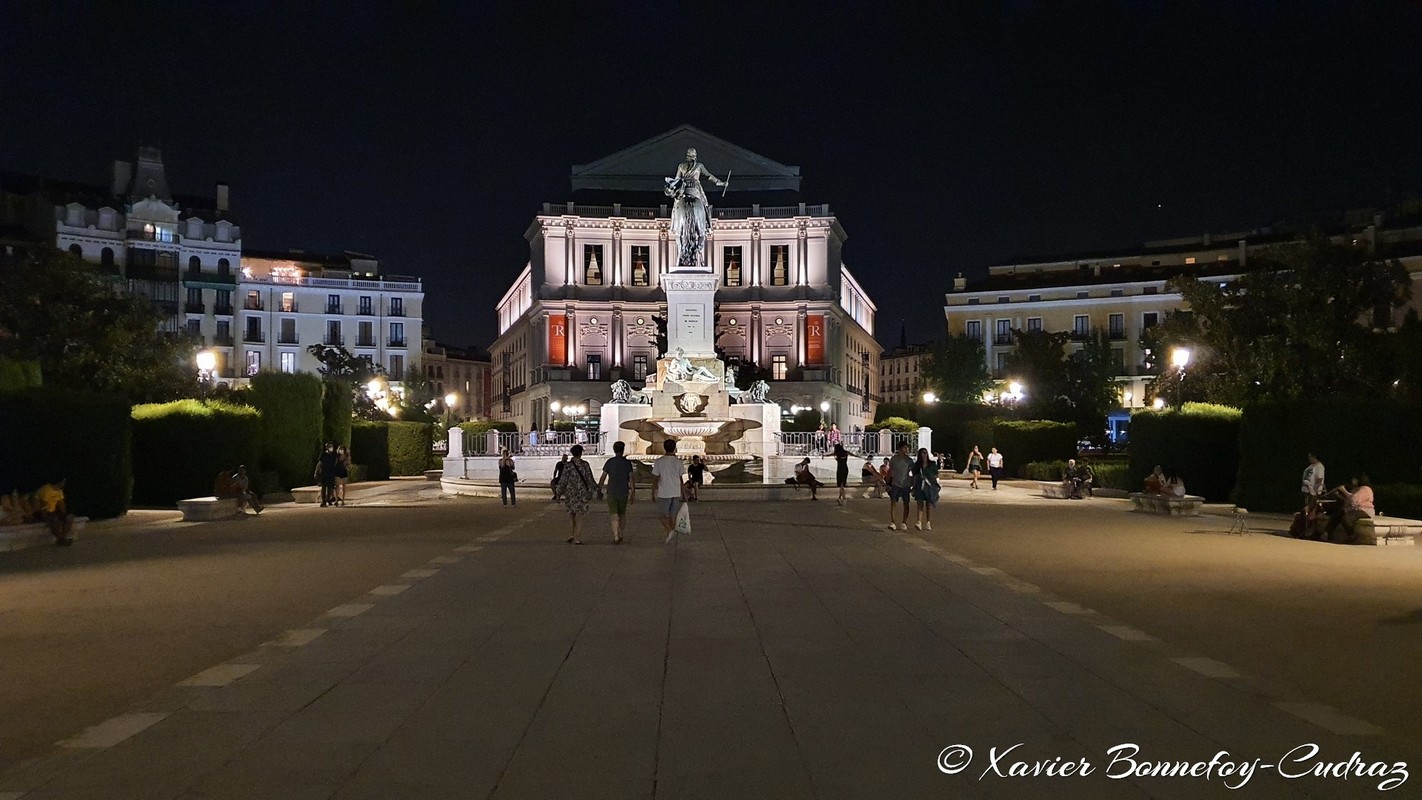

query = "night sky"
[{"left": 4, "top": 3, "right": 1420, "bottom": 350}]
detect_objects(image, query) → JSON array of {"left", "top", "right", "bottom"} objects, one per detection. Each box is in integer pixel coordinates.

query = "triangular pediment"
[{"left": 571, "top": 124, "right": 800, "bottom": 193}]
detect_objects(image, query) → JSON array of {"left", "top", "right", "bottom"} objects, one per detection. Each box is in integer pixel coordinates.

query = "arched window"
[
  {"left": 68, "top": 244, "right": 82, "bottom": 257},
  {"left": 101, "top": 248, "right": 114, "bottom": 270},
  {"left": 188, "top": 256, "right": 201, "bottom": 275},
  {"left": 217, "top": 258, "right": 230, "bottom": 278}
]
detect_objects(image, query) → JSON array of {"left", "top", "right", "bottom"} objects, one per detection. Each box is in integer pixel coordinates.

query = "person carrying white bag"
[{"left": 652, "top": 438, "right": 687, "bottom": 544}]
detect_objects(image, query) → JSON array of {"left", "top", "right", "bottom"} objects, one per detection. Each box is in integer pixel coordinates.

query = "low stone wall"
[
  {"left": 1355, "top": 516, "right": 1421, "bottom": 546},
  {"left": 0, "top": 517, "right": 88, "bottom": 552},
  {"left": 1129, "top": 492, "right": 1204, "bottom": 516},
  {"left": 177, "top": 496, "right": 243, "bottom": 521}
]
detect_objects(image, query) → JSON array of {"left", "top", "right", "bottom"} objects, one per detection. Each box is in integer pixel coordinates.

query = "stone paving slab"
[{"left": 1, "top": 498, "right": 1414, "bottom": 799}]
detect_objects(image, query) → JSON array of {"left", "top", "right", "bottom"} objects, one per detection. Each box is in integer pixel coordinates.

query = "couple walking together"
[
  {"left": 885, "top": 443, "right": 942, "bottom": 531},
  {"left": 556, "top": 438, "right": 688, "bottom": 545}
]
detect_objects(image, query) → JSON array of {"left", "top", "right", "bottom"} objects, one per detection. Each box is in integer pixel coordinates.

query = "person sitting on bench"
[{"left": 1325, "top": 475, "right": 1373, "bottom": 543}]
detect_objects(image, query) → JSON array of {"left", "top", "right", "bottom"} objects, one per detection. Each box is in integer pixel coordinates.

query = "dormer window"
[
  {"left": 99, "top": 208, "right": 116, "bottom": 230},
  {"left": 583, "top": 244, "right": 603, "bottom": 285},
  {"left": 187, "top": 219, "right": 203, "bottom": 239},
  {"left": 65, "top": 205, "right": 84, "bottom": 227}
]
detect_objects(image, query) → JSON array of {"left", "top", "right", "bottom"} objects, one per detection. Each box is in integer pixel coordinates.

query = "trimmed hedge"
[
  {"left": 912, "top": 403, "right": 1004, "bottom": 463},
  {"left": 1236, "top": 400, "right": 1422, "bottom": 513},
  {"left": 130, "top": 400, "right": 262, "bottom": 506},
  {"left": 457, "top": 420, "right": 519, "bottom": 435},
  {"left": 1023, "top": 460, "right": 1129, "bottom": 490},
  {"left": 250, "top": 372, "right": 324, "bottom": 489},
  {"left": 0, "top": 388, "right": 132, "bottom": 518},
  {"left": 0, "top": 358, "right": 42, "bottom": 391},
  {"left": 866, "top": 416, "right": 919, "bottom": 433},
  {"left": 1128, "top": 403, "right": 1243, "bottom": 503},
  {"left": 993, "top": 420, "right": 1078, "bottom": 477},
  {"left": 322, "top": 381, "right": 353, "bottom": 448},
  {"left": 352, "top": 421, "right": 434, "bottom": 480}
]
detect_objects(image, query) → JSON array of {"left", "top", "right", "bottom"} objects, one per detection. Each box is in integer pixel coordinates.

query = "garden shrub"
[
  {"left": 866, "top": 416, "right": 919, "bottom": 433},
  {"left": 321, "top": 381, "right": 353, "bottom": 448},
  {"left": 1236, "top": 400, "right": 1422, "bottom": 513},
  {"left": 130, "top": 400, "right": 262, "bottom": 506},
  {"left": 0, "top": 388, "right": 131, "bottom": 518},
  {"left": 873, "top": 402, "right": 918, "bottom": 423},
  {"left": 352, "top": 421, "right": 434, "bottom": 479},
  {"left": 781, "top": 410, "right": 823, "bottom": 432},
  {"left": 960, "top": 419, "right": 996, "bottom": 457},
  {"left": 1128, "top": 402, "right": 1243, "bottom": 502},
  {"left": 993, "top": 420, "right": 1078, "bottom": 477},
  {"left": 914, "top": 402, "right": 1001, "bottom": 462},
  {"left": 1024, "top": 459, "right": 1127, "bottom": 489},
  {"left": 457, "top": 420, "right": 519, "bottom": 435},
  {"left": 249, "top": 372, "right": 323, "bottom": 489},
  {"left": 0, "top": 358, "right": 42, "bottom": 392}
]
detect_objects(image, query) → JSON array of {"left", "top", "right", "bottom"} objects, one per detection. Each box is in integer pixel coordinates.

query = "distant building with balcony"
[
  {"left": 236, "top": 249, "right": 424, "bottom": 385},
  {"left": 2, "top": 147, "right": 242, "bottom": 375},
  {"left": 879, "top": 339, "right": 932, "bottom": 406},
  {"left": 423, "top": 335, "right": 492, "bottom": 420},
  {"left": 944, "top": 209, "right": 1422, "bottom": 409},
  {"left": 489, "top": 125, "right": 880, "bottom": 434}
]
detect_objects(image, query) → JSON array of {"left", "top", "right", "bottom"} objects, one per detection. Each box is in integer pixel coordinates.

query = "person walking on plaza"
[
  {"left": 557, "top": 444, "right": 596, "bottom": 545},
  {"left": 596, "top": 440, "right": 636, "bottom": 544},
  {"left": 316, "top": 442, "right": 339, "bottom": 507},
  {"left": 965, "top": 445, "right": 984, "bottom": 489},
  {"left": 912, "top": 447, "right": 940, "bottom": 530},
  {"left": 551, "top": 452, "right": 568, "bottom": 502},
  {"left": 861, "top": 457, "right": 882, "bottom": 499},
  {"left": 686, "top": 454, "right": 705, "bottom": 502},
  {"left": 498, "top": 448, "right": 518, "bottom": 507},
  {"left": 986, "top": 446, "right": 1005, "bottom": 490},
  {"left": 887, "top": 442, "right": 915, "bottom": 530},
  {"left": 334, "top": 445, "right": 351, "bottom": 506},
  {"left": 652, "top": 439, "right": 685, "bottom": 544},
  {"left": 833, "top": 443, "right": 851, "bottom": 505}
]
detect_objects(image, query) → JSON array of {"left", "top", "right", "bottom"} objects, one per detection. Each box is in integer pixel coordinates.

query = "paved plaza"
[{"left": 1, "top": 483, "right": 1418, "bottom": 799}]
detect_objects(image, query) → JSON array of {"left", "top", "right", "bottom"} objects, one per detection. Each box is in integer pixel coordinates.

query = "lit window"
[
  {"left": 586, "top": 354, "right": 601, "bottom": 380},
  {"left": 584, "top": 245, "right": 603, "bottom": 285},
  {"left": 769, "top": 245, "right": 789, "bottom": 286},
  {"left": 280, "top": 352, "right": 296, "bottom": 373},
  {"left": 723, "top": 246, "right": 743, "bottom": 287},
  {"left": 630, "top": 246, "right": 650, "bottom": 287},
  {"left": 633, "top": 355, "right": 648, "bottom": 380},
  {"left": 772, "top": 355, "right": 788, "bottom": 380},
  {"left": 246, "top": 351, "right": 261, "bottom": 376}
]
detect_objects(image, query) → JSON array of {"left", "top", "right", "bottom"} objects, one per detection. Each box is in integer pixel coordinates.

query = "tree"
[
  {"left": 306, "top": 344, "right": 388, "bottom": 419},
  {"left": 1065, "top": 329, "right": 1121, "bottom": 443},
  {"left": 1004, "top": 328, "right": 1072, "bottom": 420},
  {"left": 0, "top": 247, "right": 197, "bottom": 401},
  {"left": 394, "top": 366, "right": 437, "bottom": 423},
  {"left": 1155, "top": 239, "right": 1412, "bottom": 405},
  {"left": 919, "top": 334, "right": 994, "bottom": 403}
]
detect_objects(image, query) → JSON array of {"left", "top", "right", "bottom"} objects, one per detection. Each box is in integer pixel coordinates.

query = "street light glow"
[
  {"left": 922, "top": 391, "right": 937, "bottom": 404},
  {"left": 1008, "top": 381, "right": 1023, "bottom": 397},
  {"left": 819, "top": 401, "right": 830, "bottom": 413},
  {"left": 549, "top": 400, "right": 561, "bottom": 412},
  {"left": 1153, "top": 397, "right": 1166, "bottom": 410},
  {"left": 444, "top": 392, "right": 458, "bottom": 407},
  {"left": 195, "top": 350, "right": 217, "bottom": 373},
  {"left": 1171, "top": 348, "right": 1192, "bottom": 369}
]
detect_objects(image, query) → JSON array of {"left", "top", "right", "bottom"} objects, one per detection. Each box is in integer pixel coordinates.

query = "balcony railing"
[
  {"left": 244, "top": 300, "right": 264, "bottom": 311},
  {"left": 388, "top": 338, "right": 407, "bottom": 348},
  {"left": 243, "top": 330, "right": 265, "bottom": 343},
  {"left": 324, "top": 335, "right": 344, "bottom": 346},
  {"left": 388, "top": 308, "right": 406, "bottom": 317},
  {"left": 213, "top": 303, "right": 233, "bottom": 316},
  {"left": 213, "top": 334, "right": 233, "bottom": 346},
  {"left": 993, "top": 333, "right": 1013, "bottom": 345},
  {"left": 355, "top": 337, "right": 375, "bottom": 348},
  {"left": 1108, "top": 329, "right": 1127, "bottom": 340},
  {"left": 1070, "top": 331, "right": 1091, "bottom": 342},
  {"left": 184, "top": 302, "right": 206, "bottom": 314},
  {"left": 280, "top": 303, "right": 300, "bottom": 313},
  {"left": 326, "top": 304, "right": 343, "bottom": 315},
  {"left": 357, "top": 307, "right": 374, "bottom": 316},
  {"left": 278, "top": 334, "right": 299, "bottom": 345},
  {"left": 126, "top": 228, "right": 179, "bottom": 243}
]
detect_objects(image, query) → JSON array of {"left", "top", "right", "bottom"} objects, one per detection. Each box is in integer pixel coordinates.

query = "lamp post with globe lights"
[{"left": 195, "top": 349, "right": 217, "bottom": 397}]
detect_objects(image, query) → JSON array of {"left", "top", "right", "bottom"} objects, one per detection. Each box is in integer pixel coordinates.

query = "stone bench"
[
  {"left": 1039, "top": 482, "right": 1072, "bottom": 499},
  {"left": 292, "top": 486, "right": 323, "bottom": 504},
  {"left": 1130, "top": 492, "right": 1204, "bottom": 516},
  {"left": 0, "top": 517, "right": 88, "bottom": 551},
  {"left": 1354, "top": 516, "right": 1422, "bottom": 546},
  {"left": 177, "top": 496, "right": 243, "bottom": 521}
]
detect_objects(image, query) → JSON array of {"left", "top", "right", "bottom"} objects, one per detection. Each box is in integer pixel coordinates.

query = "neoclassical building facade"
[{"left": 490, "top": 126, "right": 880, "bottom": 433}]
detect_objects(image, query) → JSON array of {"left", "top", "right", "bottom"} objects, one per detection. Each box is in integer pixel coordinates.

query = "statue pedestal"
[{"left": 662, "top": 273, "right": 718, "bottom": 358}]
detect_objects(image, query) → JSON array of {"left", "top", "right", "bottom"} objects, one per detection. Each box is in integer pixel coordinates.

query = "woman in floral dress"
[{"left": 558, "top": 444, "right": 598, "bottom": 544}]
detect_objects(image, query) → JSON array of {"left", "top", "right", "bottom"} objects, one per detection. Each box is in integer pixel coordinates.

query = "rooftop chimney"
[
  {"left": 215, "top": 182, "right": 229, "bottom": 214},
  {"left": 111, "top": 160, "right": 131, "bottom": 196},
  {"left": 953, "top": 272, "right": 967, "bottom": 292}
]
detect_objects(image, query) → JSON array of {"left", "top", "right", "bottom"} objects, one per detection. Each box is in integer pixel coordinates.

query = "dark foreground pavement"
[{"left": 0, "top": 492, "right": 1415, "bottom": 799}]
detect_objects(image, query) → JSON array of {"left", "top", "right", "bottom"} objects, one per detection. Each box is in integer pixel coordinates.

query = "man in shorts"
[
  {"left": 597, "top": 440, "right": 636, "bottom": 544},
  {"left": 887, "top": 442, "right": 914, "bottom": 530},
  {"left": 652, "top": 438, "right": 685, "bottom": 544}
]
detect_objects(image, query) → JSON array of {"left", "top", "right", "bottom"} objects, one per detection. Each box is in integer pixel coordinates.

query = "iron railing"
[
  {"left": 460, "top": 430, "right": 605, "bottom": 457},
  {"left": 774, "top": 430, "right": 917, "bottom": 457}
]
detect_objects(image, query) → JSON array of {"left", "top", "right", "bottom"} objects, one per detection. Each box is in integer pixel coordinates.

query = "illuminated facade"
[
  {"left": 490, "top": 126, "right": 880, "bottom": 433},
  {"left": 879, "top": 342, "right": 930, "bottom": 405},
  {"left": 944, "top": 213, "right": 1422, "bottom": 409},
  {"left": 236, "top": 250, "right": 424, "bottom": 386}
]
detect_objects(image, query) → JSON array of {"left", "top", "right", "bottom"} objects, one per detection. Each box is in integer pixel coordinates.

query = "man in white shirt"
[
  {"left": 652, "top": 438, "right": 686, "bottom": 543},
  {"left": 1301, "top": 453, "right": 1326, "bottom": 510},
  {"left": 986, "top": 447, "right": 1005, "bottom": 490}
]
